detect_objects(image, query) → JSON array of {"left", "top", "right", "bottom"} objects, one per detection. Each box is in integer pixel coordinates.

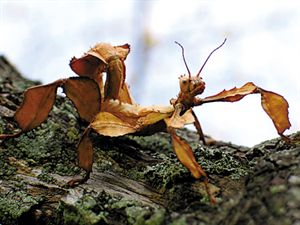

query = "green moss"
[
  {"left": 268, "top": 199, "right": 286, "bottom": 216},
  {"left": 125, "top": 206, "right": 165, "bottom": 225},
  {"left": 110, "top": 134, "right": 186, "bottom": 191},
  {"left": 2, "top": 98, "right": 82, "bottom": 180},
  {"left": 123, "top": 133, "right": 249, "bottom": 196},
  {"left": 130, "top": 133, "right": 173, "bottom": 155},
  {"left": 37, "top": 171, "right": 57, "bottom": 184},
  {"left": 94, "top": 148, "right": 124, "bottom": 174},
  {"left": 169, "top": 216, "right": 187, "bottom": 225},
  {"left": 0, "top": 190, "right": 41, "bottom": 224},
  {"left": 92, "top": 133, "right": 183, "bottom": 191},
  {"left": 0, "top": 119, "right": 5, "bottom": 133},
  {"left": 60, "top": 191, "right": 119, "bottom": 225},
  {"left": 142, "top": 160, "right": 186, "bottom": 191},
  {"left": 61, "top": 195, "right": 109, "bottom": 225},
  {"left": 67, "top": 126, "right": 80, "bottom": 142},
  {"left": 12, "top": 78, "right": 39, "bottom": 91},
  {"left": 5, "top": 122, "right": 61, "bottom": 162},
  {"left": 270, "top": 184, "right": 287, "bottom": 194},
  {"left": 194, "top": 146, "right": 250, "bottom": 180},
  {"left": 60, "top": 191, "right": 166, "bottom": 225},
  {"left": 0, "top": 157, "right": 17, "bottom": 179},
  {"left": 145, "top": 209, "right": 165, "bottom": 225},
  {"left": 112, "top": 198, "right": 165, "bottom": 225},
  {"left": 125, "top": 206, "right": 150, "bottom": 225}
]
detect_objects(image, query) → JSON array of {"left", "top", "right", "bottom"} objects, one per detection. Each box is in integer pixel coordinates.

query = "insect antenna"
[
  {"left": 196, "top": 38, "right": 227, "bottom": 77},
  {"left": 175, "top": 41, "right": 191, "bottom": 78}
]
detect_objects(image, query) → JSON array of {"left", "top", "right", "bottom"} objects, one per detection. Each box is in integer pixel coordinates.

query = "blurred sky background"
[{"left": 0, "top": 0, "right": 299, "bottom": 146}]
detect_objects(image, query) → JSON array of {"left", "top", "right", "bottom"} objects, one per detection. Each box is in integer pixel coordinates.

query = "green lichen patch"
[
  {"left": 2, "top": 97, "right": 83, "bottom": 180},
  {"left": 140, "top": 158, "right": 187, "bottom": 191},
  {"left": 0, "top": 155, "right": 17, "bottom": 179},
  {"left": 121, "top": 204, "right": 165, "bottom": 225},
  {"left": 60, "top": 194, "right": 109, "bottom": 225},
  {"left": 91, "top": 129, "right": 251, "bottom": 209},
  {"left": 169, "top": 216, "right": 187, "bottom": 225},
  {"left": 193, "top": 145, "right": 250, "bottom": 180},
  {"left": 91, "top": 133, "right": 189, "bottom": 193},
  {"left": 60, "top": 191, "right": 166, "bottom": 225},
  {"left": 37, "top": 171, "right": 57, "bottom": 184},
  {"left": 0, "top": 190, "right": 42, "bottom": 225},
  {"left": 128, "top": 132, "right": 174, "bottom": 155}
]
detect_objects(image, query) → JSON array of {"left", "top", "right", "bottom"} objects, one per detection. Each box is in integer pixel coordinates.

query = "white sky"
[{"left": 0, "top": 0, "right": 299, "bottom": 146}]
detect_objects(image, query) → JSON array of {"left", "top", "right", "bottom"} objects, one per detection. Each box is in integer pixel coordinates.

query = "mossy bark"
[{"left": 0, "top": 55, "right": 299, "bottom": 225}]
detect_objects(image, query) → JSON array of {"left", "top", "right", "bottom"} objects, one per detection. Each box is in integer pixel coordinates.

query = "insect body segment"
[{"left": 105, "top": 55, "right": 126, "bottom": 100}]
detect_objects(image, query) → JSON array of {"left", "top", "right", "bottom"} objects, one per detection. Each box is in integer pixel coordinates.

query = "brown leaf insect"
[{"left": 0, "top": 39, "right": 291, "bottom": 204}]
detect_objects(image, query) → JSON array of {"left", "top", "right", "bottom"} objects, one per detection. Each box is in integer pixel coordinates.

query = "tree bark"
[{"left": 0, "top": 55, "right": 299, "bottom": 225}]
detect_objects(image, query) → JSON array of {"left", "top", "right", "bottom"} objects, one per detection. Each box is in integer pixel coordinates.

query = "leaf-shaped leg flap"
[
  {"left": 67, "top": 128, "right": 93, "bottom": 187},
  {"left": 198, "top": 82, "right": 258, "bottom": 104},
  {"left": 258, "top": 88, "right": 291, "bottom": 136},
  {"left": 77, "top": 128, "right": 93, "bottom": 172},
  {"left": 168, "top": 127, "right": 216, "bottom": 204},
  {"left": 15, "top": 80, "right": 62, "bottom": 131},
  {"left": 63, "top": 77, "right": 101, "bottom": 122},
  {"left": 169, "top": 128, "right": 206, "bottom": 179},
  {"left": 0, "top": 80, "right": 62, "bottom": 139},
  {"left": 70, "top": 54, "right": 106, "bottom": 78},
  {"left": 197, "top": 82, "right": 291, "bottom": 138}
]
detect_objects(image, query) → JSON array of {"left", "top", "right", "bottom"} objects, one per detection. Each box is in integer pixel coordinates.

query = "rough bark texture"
[{"left": 0, "top": 55, "right": 299, "bottom": 225}]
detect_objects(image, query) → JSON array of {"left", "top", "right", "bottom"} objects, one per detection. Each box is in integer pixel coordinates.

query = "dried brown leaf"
[
  {"left": 14, "top": 81, "right": 61, "bottom": 131},
  {"left": 64, "top": 77, "right": 101, "bottom": 122}
]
